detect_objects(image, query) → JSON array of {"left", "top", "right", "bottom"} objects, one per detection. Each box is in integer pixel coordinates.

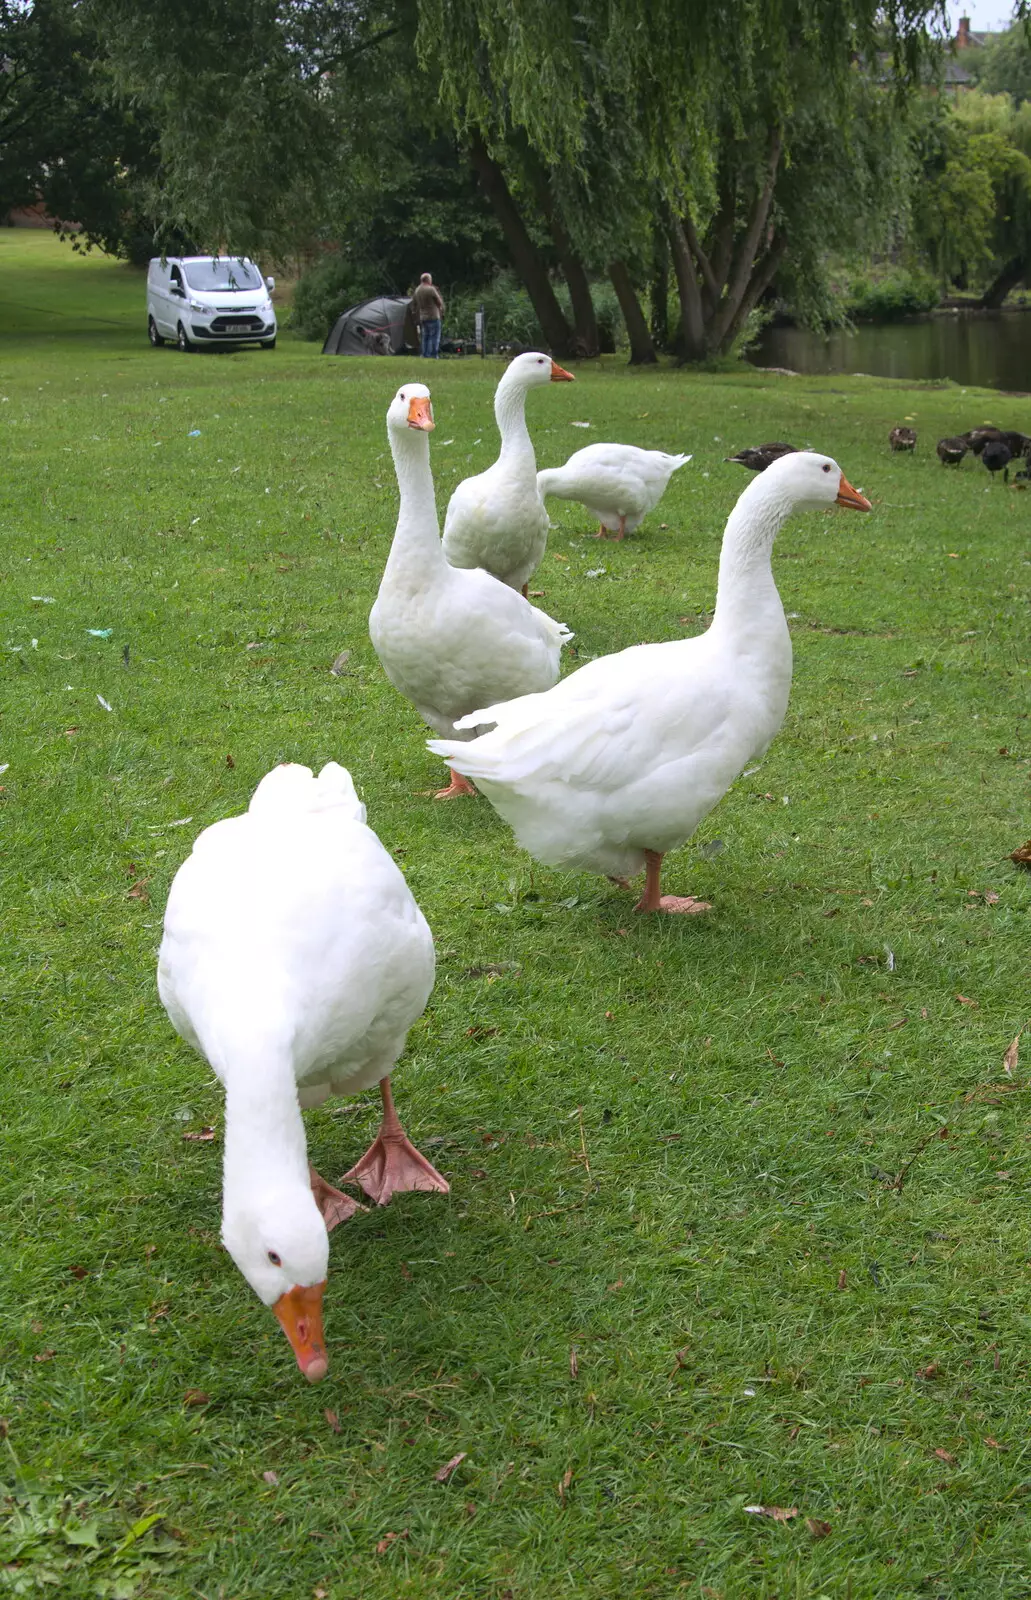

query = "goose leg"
[
  {"left": 521, "top": 582, "right": 529, "bottom": 598},
  {"left": 592, "top": 522, "right": 608, "bottom": 538},
  {"left": 309, "top": 1165, "right": 365, "bottom": 1231},
  {"left": 611, "top": 514, "right": 627, "bottom": 541},
  {"left": 434, "top": 768, "right": 477, "bottom": 799},
  {"left": 633, "top": 849, "right": 712, "bottom": 915},
  {"left": 341, "top": 1077, "right": 450, "bottom": 1205}
]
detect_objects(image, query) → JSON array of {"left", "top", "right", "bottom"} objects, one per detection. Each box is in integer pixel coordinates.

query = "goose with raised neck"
[
  {"left": 428, "top": 452, "right": 871, "bottom": 910},
  {"left": 370, "top": 381, "right": 573, "bottom": 798},
  {"left": 158, "top": 760, "right": 447, "bottom": 1383},
  {"left": 443, "top": 351, "right": 574, "bottom": 594}
]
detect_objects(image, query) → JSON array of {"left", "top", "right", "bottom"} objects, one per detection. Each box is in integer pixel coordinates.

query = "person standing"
[{"left": 412, "top": 272, "right": 445, "bottom": 359}]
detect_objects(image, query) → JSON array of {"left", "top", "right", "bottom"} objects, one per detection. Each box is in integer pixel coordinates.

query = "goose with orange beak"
[
  {"left": 430, "top": 452, "right": 871, "bottom": 910},
  {"left": 158, "top": 761, "right": 447, "bottom": 1383},
  {"left": 443, "top": 351, "right": 575, "bottom": 594},
  {"left": 370, "top": 382, "right": 573, "bottom": 798}
]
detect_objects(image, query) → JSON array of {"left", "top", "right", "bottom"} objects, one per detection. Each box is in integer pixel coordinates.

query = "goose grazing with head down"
[
  {"left": 158, "top": 761, "right": 447, "bottom": 1383},
  {"left": 442, "top": 351, "right": 574, "bottom": 594},
  {"left": 371, "top": 382, "right": 572, "bottom": 798},
  {"left": 429, "top": 453, "right": 871, "bottom": 912},
  {"left": 537, "top": 443, "right": 691, "bottom": 539}
]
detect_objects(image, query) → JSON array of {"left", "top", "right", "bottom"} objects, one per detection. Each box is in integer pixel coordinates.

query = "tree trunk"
[
  {"left": 526, "top": 162, "right": 599, "bottom": 355},
  {"left": 720, "top": 234, "right": 787, "bottom": 349},
  {"left": 467, "top": 132, "right": 575, "bottom": 356},
  {"left": 710, "top": 128, "right": 783, "bottom": 349},
  {"left": 649, "top": 228, "right": 669, "bottom": 350},
  {"left": 668, "top": 216, "right": 707, "bottom": 361},
  {"left": 608, "top": 259, "right": 658, "bottom": 364},
  {"left": 980, "top": 255, "right": 1027, "bottom": 309}
]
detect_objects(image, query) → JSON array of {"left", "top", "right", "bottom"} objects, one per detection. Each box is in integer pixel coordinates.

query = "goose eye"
[
  {"left": 267, "top": 1250, "right": 282, "bottom": 1266},
  {"left": 399, "top": 392, "right": 406, "bottom": 401},
  {"left": 822, "top": 464, "right": 831, "bottom": 473}
]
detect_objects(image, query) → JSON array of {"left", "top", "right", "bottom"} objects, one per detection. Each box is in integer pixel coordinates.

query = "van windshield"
[{"left": 183, "top": 259, "right": 263, "bottom": 293}]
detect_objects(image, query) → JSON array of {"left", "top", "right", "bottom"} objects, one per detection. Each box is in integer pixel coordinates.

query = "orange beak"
[
  {"left": 836, "top": 473, "right": 871, "bottom": 511},
  {"left": 549, "top": 361, "right": 575, "bottom": 382},
  {"left": 273, "top": 1282, "right": 328, "bottom": 1382},
  {"left": 407, "top": 395, "right": 434, "bottom": 431}
]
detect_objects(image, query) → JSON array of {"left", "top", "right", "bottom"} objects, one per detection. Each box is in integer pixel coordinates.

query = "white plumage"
[
  {"left": 429, "top": 453, "right": 871, "bottom": 910},
  {"left": 370, "top": 381, "right": 572, "bottom": 797},
  {"left": 157, "top": 761, "right": 445, "bottom": 1381},
  {"left": 442, "top": 351, "right": 575, "bottom": 592},
  {"left": 537, "top": 442, "right": 691, "bottom": 539}
]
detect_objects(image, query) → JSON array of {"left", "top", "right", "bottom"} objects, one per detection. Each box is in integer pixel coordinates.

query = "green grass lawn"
[{"left": 2, "top": 232, "right": 1030, "bottom": 1600}]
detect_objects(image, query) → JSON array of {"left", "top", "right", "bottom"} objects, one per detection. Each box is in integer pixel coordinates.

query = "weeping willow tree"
[{"left": 416, "top": 0, "right": 948, "bottom": 358}]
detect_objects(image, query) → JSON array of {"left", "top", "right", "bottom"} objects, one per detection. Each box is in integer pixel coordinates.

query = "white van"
[{"left": 147, "top": 256, "right": 277, "bottom": 351}]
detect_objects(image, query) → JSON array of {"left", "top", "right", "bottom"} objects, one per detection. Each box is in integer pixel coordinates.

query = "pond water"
[{"left": 747, "top": 311, "right": 1031, "bottom": 392}]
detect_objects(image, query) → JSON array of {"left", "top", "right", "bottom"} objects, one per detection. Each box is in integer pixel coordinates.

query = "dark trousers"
[{"left": 420, "top": 317, "right": 442, "bottom": 358}]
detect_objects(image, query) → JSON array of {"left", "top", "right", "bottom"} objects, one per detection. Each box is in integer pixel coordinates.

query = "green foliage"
[
  {"left": 845, "top": 266, "right": 941, "bottom": 319},
  {"left": 290, "top": 252, "right": 382, "bottom": 342},
  {"left": 974, "top": 21, "right": 1031, "bottom": 105}
]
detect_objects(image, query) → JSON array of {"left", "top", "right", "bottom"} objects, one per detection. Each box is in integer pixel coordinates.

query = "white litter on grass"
[
  {"left": 0, "top": 763, "right": 8, "bottom": 777},
  {"left": 31, "top": 595, "right": 55, "bottom": 604},
  {"left": 97, "top": 694, "right": 113, "bottom": 712},
  {"left": 440, "top": 438, "right": 455, "bottom": 446},
  {"left": 190, "top": 517, "right": 200, "bottom": 525},
  {"left": 585, "top": 568, "right": 607, "bottom": 578},
  {"left": 743, "top": 1388, "right": 756, "bottom": 1397},
  {"left": 571, "top": 421, "right": 591, "bottom": 428},
  {"left": 30, "top": 639, "right": 38, "bottom": 649},
  {"left": 884, "top": 945, "right": 896, "bottom": 972},
  {"left": 782, "top": 796, "right": 789, "bottom": 805}
]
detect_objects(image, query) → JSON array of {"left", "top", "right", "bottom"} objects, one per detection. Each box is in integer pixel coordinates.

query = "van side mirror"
[{"left": 265, "top": 276, "right": 275, "bottom": 293}]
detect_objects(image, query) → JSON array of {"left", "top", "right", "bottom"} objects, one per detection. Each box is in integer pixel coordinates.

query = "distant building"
[{"left": 944, "top": 14, "right": 1002, "bottom": 95}]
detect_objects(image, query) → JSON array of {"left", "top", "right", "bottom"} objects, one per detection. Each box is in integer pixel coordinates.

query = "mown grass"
[{"left": 2, "top": 232, "right": 1031, "bottom": 1599}]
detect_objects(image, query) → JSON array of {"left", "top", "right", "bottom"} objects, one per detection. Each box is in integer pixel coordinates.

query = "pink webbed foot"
[
  {"left": 634, "top": 893, "right": 713, "bottom": 915},
  {"left": 631, "top": 849, "right": 713, "bottom": 915},
  {"left": 433, "top": 767, "right": 477, "bottom": 800},
  {"left": 309, "top": 1166, "right": 366, "bottom": 1231},
  {"left": 341, "top": 1079, "right": 450, "bottom": 1206}
]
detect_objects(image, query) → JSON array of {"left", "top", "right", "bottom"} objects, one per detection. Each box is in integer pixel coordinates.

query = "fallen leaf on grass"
[
  {"left": 34, "top": 1349, "right": 55, "bottom": 1363},
  {"left": 330, "top": 650, "right": 351, "bottom": 676},
  {"left": 933, "top": 1448, "right": 956, "bottom": 1465},
  {"left": 465, "top": 1025, "right": 499, "bottom": 1039},
  {"left": 464, "top": 1501, "right": 477, "bottom": 1518},
  {"left": 570, "top": 1346, "right": 579, "bottom": 1379},
  {"left": 324, "top": 1409, "right": 342, "bottom": 1434},
  {"left": 375, "top": 1529, "right": 409, "bottom": 1555},
  {"left": 183, "top": 1126, "right": 216, "bottom": 1142},
  {"left": 806, "top": 1518, "right": 832, "bottom": 1539},
  {"left": 263, "top": 1470, "right": 279, "bottom": 1486},
  {"left": 557, "top": 1468, "right": 573, "bottom": 1505},
  {"left": 985, "top": 890, "right": 999, "bottom": 904},
  {"left": 68, "top": 1264, "right": 88, "bottom": 1280},
  {"left": 744, "top": 1505, "right": 798, "bottom": 1522},
  {"left": 984, "top": 1436, "right": 1002, "bottom": 1449},
  {"left": 1003, "top": 1035, "right": 1021, "bottom": 1076},
  {"left": 1009, "top": 839, "right": 1031, "bottom": 868},
  {"left": 607, "top": 1278, "right": 624, "bottom": 1292},
  {"left": 127, "top": 880, "right": 150, "bottom": 901},
  {"left": 837, "top": 1269, "right": 848, "bottom": 1290},
  {"left": 918, "top": 1363, "right": 940, "bottom": 1379},
  {"left": 434, "top": 1452, "right": 467, "bottom": 1483},
  {"left": 226, "top": 753, "right": 235, "bottom": 768},
  {"left": 956, "top": 994, "right": 978, "bottom": 1008},
  {"left": 183, "top": 1389, "right": 210, "bottom": 1407}
]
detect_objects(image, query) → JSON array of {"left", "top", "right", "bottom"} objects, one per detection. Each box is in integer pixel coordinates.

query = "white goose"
[
  {"left": 442, "top": 351, "right": 574, "bottom": 593},
  {"left": 429, "top": 453, "right": 870, "bottom": 910},
  {"left": 537, "top": 443, "right": 692, "bottom": 540},
  {"left": 157, "top": 761, "right": 447, "bottom": 1383},
  {"left": 370, "top": 381, "right": 572, "bottom": 799}
]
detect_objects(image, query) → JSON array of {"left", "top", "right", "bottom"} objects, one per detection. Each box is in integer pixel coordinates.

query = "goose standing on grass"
[
  {"left": 157, "top": 761, "right": 447, "bottom": 1383},
  {"left": 937, "top": 436, "right": 968, "bottom": 466},
  {"left": 371, "top": 382, "right": 572, "bottom": 799},
  {"left": 889, "top": 426, "right": 917, "bottom": 452},
  {"left": 537, "top": 443, "right": 691, "bottom": 540},
  {"left": 442, "top": 351, "right": 574, "bottom": 594},
  {"left": 429, "top": 453, "right": 871, "bottom": 912}
]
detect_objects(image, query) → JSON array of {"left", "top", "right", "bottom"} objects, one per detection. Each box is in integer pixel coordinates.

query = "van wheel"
[
  {"left": 177, "top": 322, "right": 194, "bottom": 352},
  {"left": 148, "top": 316, "right": 164, "bottom": 347}
]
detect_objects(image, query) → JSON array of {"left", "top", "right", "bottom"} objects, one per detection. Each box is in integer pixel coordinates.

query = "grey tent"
[{"left": 322, "top": 296, "right": 418, "bottom": 355}]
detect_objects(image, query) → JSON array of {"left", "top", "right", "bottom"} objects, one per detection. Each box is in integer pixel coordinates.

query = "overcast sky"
[{"left": 946, "top": 1, "right": 1017, "bottom": 30}]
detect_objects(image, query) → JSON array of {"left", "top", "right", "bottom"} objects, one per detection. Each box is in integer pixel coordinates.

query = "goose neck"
[
  {"left": 384, "top": 423, "right": 444, "bottom": 580},
  {"left": 710, "top": 477, "right": 791, "bottom": 637},
  {"left": 222, "top": 1051, "right": 309, "bottom": 1201},
  {"left": 494, "top": 374, "right": 534, "bottom": 462}
]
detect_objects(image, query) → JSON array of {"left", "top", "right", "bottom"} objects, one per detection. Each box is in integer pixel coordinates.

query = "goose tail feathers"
[{"left": 247, "top": 761, "right": 367, "bottom": 823}]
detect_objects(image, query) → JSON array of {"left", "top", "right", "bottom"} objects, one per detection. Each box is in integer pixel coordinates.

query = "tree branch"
[
  {"left": 682, "top": 211, "right": 720, "bottom": 310},
  {"left": 668, "top": 214, "right": 707, "bottom": 361},
  {"left": 712, "top": 127, "right": 783, "bottom": 347},
  {"left": 721, "top": 232, "right": 788, "bottom": 349}
]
